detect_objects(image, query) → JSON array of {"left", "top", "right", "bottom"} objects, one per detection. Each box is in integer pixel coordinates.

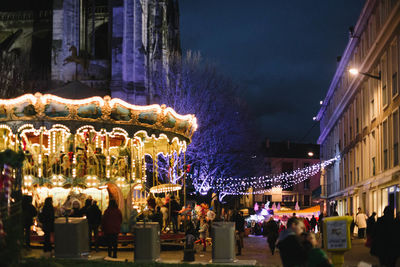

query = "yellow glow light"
[
  {"left": 0, "top": 94, "right": 37, "bottom": 105},
  {"left": 41, "top": 94, "right": 105, "bottom": 107},
  {"left": 349, "top": 68, "right": 359, "bottom": 75}
]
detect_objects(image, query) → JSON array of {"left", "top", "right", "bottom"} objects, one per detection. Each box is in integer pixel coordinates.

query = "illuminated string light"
[{"left": 210, "top": 155, "right": 341, "bottom": 196}]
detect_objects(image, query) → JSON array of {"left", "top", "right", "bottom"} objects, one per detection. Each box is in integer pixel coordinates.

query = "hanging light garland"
[{"left": 213, "top": 155, "right": 340, "bottom": 196}]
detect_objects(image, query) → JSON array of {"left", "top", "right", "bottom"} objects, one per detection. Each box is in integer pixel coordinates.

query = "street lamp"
[{"left": 349, "top": 68, "right": 381, "bottom": 80}]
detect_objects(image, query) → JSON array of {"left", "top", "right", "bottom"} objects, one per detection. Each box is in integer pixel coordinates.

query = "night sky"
[{"left": 179, "top": 1, "right": 365, "bottom": 144}]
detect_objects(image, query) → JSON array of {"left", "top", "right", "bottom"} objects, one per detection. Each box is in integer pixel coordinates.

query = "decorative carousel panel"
[
  {"left": 13, "top": 102, "right": 37, "bottom": 117},
  {"left": 138, "top": 110, "right": 158, "bottom": 125},
  {"left": 0, "top": 105, "right": 7, "bottom": 119},
  {"left": 44, "top": 102, "right": 69, "bottom": 117},
  {"left": 77, "top": 104, "right": 102, "bottom": 119},
  {"left": 162, "top": 114, "right": 176, "bottom": 128},
  {"left": 111, "top": 105, "right": 131, "bottom": 121}
]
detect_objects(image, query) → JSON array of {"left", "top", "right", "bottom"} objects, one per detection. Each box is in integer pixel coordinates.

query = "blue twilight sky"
[{"left": 179, "top": 0, "right": 365, "bottom": 143}]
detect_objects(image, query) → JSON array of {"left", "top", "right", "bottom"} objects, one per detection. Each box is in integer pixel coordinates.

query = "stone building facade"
[
  {"left": 317, "top": 0, "right": 400, "bottom": 216},
  {"left": 0, "top": 0, "right": 180, "bottom": 104}
]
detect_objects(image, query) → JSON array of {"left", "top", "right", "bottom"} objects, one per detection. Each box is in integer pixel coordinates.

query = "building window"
[
  {"left": 265, "top": 162, "right": 272, "bottom": 173},
  {"left": 282, "top": 195, "right": 294, "bottom": 202},
  {"left": 383, "top": 85, "right": 388, "bottom": 107},
  {"left": 384, "top": 149, "right": 388, "bottom": 170},
  {"left": 394, "top": 111, "right": 399, "bottom": 166},
  {"left": 264, "top": 195, "right": 272, "bottom": 202},
  {"left": 393, "top": 72, "right": 398, "bottom": 96},
  {"left": 350, "top": 171, "right": 353, "bottom": 185},
  {"left": 356, "top": 118, "right": 359, "bottom": 133},
  {"left": 304, "top": 195, "right": 310, "bottom": 206},
  {"left": 371, "top": 99, "right": 375, "bottom": 119},
  {"left": 383, "top": 120, "right": 388, "bottom": 170},
  {"left": 356, "top": 167, "right": 360, "bottom": 182},
  {"left": 304, "top": 179, "right": 310, "bottom": 190},
  {"left": 372, "top": 157, "right": 376, "bottom": 176}
]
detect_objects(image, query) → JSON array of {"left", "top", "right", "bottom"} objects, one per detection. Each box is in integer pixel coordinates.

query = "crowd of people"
[
  {"left": 21, "top": 193, "right": 400, "bottom": 266},
  {"left": 262, "top": 207, "right": 400, "bottom": 267},
  {"left": 22, "top": 195, "right": 122, "bottom": 258}
]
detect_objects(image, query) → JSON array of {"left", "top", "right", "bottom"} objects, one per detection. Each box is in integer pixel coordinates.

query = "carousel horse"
[{"left": 63, "top": 46, "right": 90, "bottom": 70}]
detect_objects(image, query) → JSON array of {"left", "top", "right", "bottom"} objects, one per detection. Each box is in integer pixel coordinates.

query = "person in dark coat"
[
  {"left": 310, "top": 215, "right": 317, "bottom": 232},
  {"left": 265, "top": 217, "right": 279, "bottom": 255},
  {"left": 365, "top": 212, "right": 376, "bottom": 247},
  {"left": 370, "top": 206, "right": 400, "bottom": 267},
  {"left": 70, "top": 200, "right": 83, "bottom": 217},
  {"left": 22, "top": 195, "right": 37, "bottom": 248},
  {"left": 152, "top": 206, "right": 163, "bottom": 230},
  {"left": 277, "top": 217, "right": 307, "bottom": 267},
  {"left": 318, "top": 213, "right": 325, "bottom": 248},
  {"left": 231, "top": 211, "right": 245, "bottom": 255},
  {"left": 101, "top": 199, "right": 122, "bottom": 258},
  {"left": 80, "top": 198, "right": 92, "bottom": 217},
  {"left": 170, "top": 195, "right": 181, "bottom": 233},
  {"left": 39, "top": 197, "right": 55, "bottom": 253},
  {"left": 87, "top": 200, "right": 102, "bottom": 251}
]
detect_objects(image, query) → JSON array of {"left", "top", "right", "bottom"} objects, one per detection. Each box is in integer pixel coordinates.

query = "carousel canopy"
[{"left": 0, "top": 92, "right": 197, "bottom": 142}]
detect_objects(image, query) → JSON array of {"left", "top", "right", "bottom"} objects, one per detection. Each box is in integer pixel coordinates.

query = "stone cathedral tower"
[{"left": 0, "top": 0, "right": 180, "bottom": 104}]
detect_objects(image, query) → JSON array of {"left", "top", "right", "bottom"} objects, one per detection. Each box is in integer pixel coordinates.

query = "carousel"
[{"left": 0, "top": 90, "right": 197, "bottom": 224}]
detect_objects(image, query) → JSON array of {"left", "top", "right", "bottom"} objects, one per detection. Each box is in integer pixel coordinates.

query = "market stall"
[{"left": 274, "top": 205, "right": 321, "bottom": 219}]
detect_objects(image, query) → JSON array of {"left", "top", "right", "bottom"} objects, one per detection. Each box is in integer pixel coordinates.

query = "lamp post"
[{"left": 349, "top": 68, "right": 381, "bottom": 80}]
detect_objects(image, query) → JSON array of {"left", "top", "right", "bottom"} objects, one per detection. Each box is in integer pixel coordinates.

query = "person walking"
[
  {"left": 277, "top": 217, "right": 307, "bottom": 267},
  {"left": 370, "top": 206, "right": 400, "bottom": 267},
  {"left": 365, "top": 212, "right": 376, "bottom": 247},
  {"left": 170, "top": 195, "right": 181, "bottom": 233},
  {"left": 39, "top": 197, "right": 55, "bottom": 256},
  {"left": 101, "top": 199, "right": 122, "bottom": 258},
  {"left": 232, "top": 211, "right": 245, "bottom": 255},
  {"left": 265, "top": 217, "right": 279, "bottom": 255},
  {"left": 22, "top": 195, "right": 37, "bottom": 248},
  {"left": 318, "top": 213, "right": 325, "bottom": 248},
  {"left": 310, "top": 215, "right": 317, "bottom": 232},
  {"left": 87, "top": 200, "right": 102, "bottom": 251},
  {"left": 355, "top": 207, "right": 367, "bottom": 239}
]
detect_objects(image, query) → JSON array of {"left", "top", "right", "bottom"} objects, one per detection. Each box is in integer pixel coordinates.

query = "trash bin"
[
  {"left": 134, "top": 222, "right": 160, "bottom": 263},
  {"left": 54, "top": 217, "right": 89, "bottom": 258},
  {"left": 211, "top": 222, "right": 235, "bottom": 263}
]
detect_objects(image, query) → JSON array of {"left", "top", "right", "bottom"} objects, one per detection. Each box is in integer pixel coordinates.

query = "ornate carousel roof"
[{"left": 0, "top": 92, "right": 197, "bottom": 142}]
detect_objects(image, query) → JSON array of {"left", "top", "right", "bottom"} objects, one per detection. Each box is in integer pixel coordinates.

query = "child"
[
  {"left": 304, "top": 232, "right": 332, "bottom": 267},
  {"left": 198, "top": 218, "right": 208, "bottom": 251}
]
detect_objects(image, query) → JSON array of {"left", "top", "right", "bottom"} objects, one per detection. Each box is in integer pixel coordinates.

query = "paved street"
[{"left": 26, "top": 235, "right": 381, "bottom": 266}]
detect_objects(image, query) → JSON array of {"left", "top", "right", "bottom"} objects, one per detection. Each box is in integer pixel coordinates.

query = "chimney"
[
  {"left": 266, "top": 138, "right": 270, "bottom": 149},
  {"left": 336, "top": 56, "right": 341, "bottom": 68},
  {"left": 349, "top": 26, "right": 355, "bottom": 39}
]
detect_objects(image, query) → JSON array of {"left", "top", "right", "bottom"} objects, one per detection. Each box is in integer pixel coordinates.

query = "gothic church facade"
[{"left": 0, "top": 0, "right": 180, "bottom": 104}]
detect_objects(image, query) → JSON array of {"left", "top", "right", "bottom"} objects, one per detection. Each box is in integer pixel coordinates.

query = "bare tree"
[{"left": 152, "top": 52, "right": 262, "bottom": 196}]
